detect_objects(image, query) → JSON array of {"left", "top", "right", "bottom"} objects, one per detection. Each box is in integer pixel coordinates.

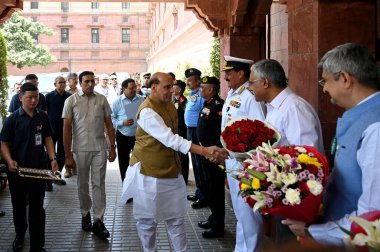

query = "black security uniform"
[
  {"left": 45, "top": 89, "right": 71, "bottom": 171},
  {"left": 196, "top": 94, "right": 225, "bottom": 232},
  {"left": 173, "top": 94, "right": 190, "bottom": 184},
  {"left": 0, "top": 107, "right": 52, "bottom": 250}
]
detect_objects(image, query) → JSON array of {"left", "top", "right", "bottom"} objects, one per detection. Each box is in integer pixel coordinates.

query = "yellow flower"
[
  {"left": 241, "top": 183, "right": 251, "bottom": 190},
  {"left": 251, "top": 177, "right": 261, "bottom": 190},
  {"left": 296, "top": 154, "right": 322, "bottom": 167}
]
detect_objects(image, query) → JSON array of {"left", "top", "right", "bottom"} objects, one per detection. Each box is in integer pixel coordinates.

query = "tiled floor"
[{"left": 0, "top": 161, "right": 237, "bottom": 252}]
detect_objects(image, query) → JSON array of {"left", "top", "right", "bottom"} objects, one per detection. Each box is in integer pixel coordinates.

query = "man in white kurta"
[
  {"left": 120, "top": 72, "right": 228, "bottom": 252},
  {"left": 221, "top": 56, "right": 266, "bottom": 252},
  {"left": 248, "top": 59, "right": 324, "bottom": 243}
]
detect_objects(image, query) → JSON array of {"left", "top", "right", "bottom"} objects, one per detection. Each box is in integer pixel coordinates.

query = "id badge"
[{"left": 35, "top": 133, "right": 42, "bottom": 146}]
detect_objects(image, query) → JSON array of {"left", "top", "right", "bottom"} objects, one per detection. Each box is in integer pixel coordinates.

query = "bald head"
[{"left": 149, "top": 72, "right": 174, "bottom": 102}]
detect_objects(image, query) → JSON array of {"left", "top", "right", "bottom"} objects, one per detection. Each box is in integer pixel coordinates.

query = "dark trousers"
[
  {"left": 7, "top": 172, "right": 46, "bottom": 249},
  {"left": 201, "top": 155, "right": 225, "bottom": 230},
  {"left": 116, "top": 130, "right": 136, "bottom": 181},
  {"left": 179, "top": 152, "right": 189, "bottom": 184},
  {"left": 187, "top": 127, "right": 208, "bottom": 200},
  {"left": 47, "top": 129, "right": 65, "bottom": 187}
]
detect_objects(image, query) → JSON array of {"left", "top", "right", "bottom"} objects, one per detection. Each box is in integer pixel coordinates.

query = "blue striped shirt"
[{"left": 111, "top": 94, "right": 144, "bottom": 136}]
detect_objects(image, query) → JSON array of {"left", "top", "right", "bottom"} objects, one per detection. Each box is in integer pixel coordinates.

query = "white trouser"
[
  {"left": 136, "top": 217, "right": 186, "bottom": 252},
  {"left": 74, "top": 150, "right": 107, "bottom": 220},
  {"left": 227, "top": 160, "right": 263, "bottom": 252}
]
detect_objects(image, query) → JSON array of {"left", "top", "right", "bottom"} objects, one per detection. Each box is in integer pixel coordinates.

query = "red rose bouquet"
[
  {"left": 233, "top": 143, "right": 329, "bottom": 224},
  {"left": 221, "top": 117, "right": 281, "bottom": 159},
  {"left": 339, "top": 211, "right": 380, "bottom": 252}
]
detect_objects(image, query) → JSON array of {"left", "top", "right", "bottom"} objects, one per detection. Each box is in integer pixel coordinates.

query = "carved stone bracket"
[
  {"left": 185, "top": 0, "right": 272, "bottom": 37},
  {"left": 0, "top": 0, "right": 23, "bottom": 25}
]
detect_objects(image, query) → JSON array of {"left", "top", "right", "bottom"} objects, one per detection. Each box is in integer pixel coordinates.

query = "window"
[
  {"left": 91, "top": 28, "right": 99, "bottom": 43},
  {"left": 122, "top": 16, "right": 128, "bottom": 23},
  {"left": 61, "top": 2, "right": 69, "bottom": 12},
  {"left": 30, "top": 2, "right": 39, "bottom": 9},
  {"left": 122, "top": 28, "right": 130, "bottom": 43},
  {"left": 122, "top": 2, "right": 130, "bottom": 9},
  {"left": 91, "top": 2, "right": 99, "bottom": 9},
  {"left": 61, "top": 28, "right": 69, "bottom": 43}
]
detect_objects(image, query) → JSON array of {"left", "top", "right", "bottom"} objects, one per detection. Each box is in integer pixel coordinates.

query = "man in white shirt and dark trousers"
[
  {"left": 221, "top": 56, "right": 266, "bottom": 252},
  {"left": 283, "top": 43, "right": 380, "bottom": 246},
  {"left": 111, "top": 78, "right": 144, "bottom": 183},
  {"left": 248, "top": 58, "right": 324, "bottom": 244}
]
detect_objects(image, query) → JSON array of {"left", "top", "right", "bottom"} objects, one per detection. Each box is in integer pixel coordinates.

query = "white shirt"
[
  {"left": 221, "top": 82, "right": 265, "bottom": 129},
  {"left": 120, "top": 107, "right": 191, "bottom": 221},
  {"left": 94, "top": 84, "right": 117, "bottom": 106},
  {"left": 265, "top": 87, "right": 324, "bottom": 153}
]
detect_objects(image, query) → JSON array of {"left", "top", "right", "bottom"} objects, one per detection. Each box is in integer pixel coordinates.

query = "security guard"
[
  {"left": 184, "top": 68, "right": 208, "bottom": 208},
  {"left": 196, "top": 76, "right": 225, "bottom": 238}
]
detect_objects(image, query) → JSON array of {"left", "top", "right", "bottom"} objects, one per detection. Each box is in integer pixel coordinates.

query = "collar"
[
  {"left": 268, "top": 87, "right": 291, "bottom": 109},
  {"left": 19, "top": 107, "right": 40, "bottom": 117},
  {"left": 78, "top": 89, "right": 96, "bottom": 97},
  {"left": 190, "top": 88, "right": 200, "bottom": 96},
  {"left": 121, "top": 94, "right": 138, "bottom": 101}
]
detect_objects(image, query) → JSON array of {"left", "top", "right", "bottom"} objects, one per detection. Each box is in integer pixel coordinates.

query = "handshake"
[{"left": 202, "top": 146, "right": 229, "bottom": 164}]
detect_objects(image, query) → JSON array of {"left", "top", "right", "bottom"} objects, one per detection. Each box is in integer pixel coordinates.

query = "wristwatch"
[
  {"left": 110, "top": 144, "right": 117, "bottom": 148},
  {"left": 50, "top": 157, "right": 57, "bottom": 162},
  {"left": 304, "top": 225, "right": 314, "bottom": 239}
]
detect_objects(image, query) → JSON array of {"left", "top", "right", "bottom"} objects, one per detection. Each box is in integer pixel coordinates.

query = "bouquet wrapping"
[
  {"left": 340, "top": 210, "right": 380, "bottom": 252},
  {"left": 234, "top": 143, "right": 329, "bottom": 224},
  {"left": 221, "top": 117, "right": 281, "bottom": 159}
]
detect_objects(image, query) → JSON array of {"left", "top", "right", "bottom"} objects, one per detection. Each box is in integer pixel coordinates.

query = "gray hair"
[
  {"left": 250, "top": 59, "right": 287, "bottom": 88},
  {"left": 318, "top": 43, "right": 379, "bottom": 89}
]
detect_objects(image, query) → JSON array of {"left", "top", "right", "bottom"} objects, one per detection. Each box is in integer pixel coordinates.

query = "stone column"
[{"left": 287, "top": 0, "right": 376, "bottom": 152}]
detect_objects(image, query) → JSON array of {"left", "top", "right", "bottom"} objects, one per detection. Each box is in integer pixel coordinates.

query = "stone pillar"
[{"left": 287, "top": 0, "right": 376, "bottom": 152}]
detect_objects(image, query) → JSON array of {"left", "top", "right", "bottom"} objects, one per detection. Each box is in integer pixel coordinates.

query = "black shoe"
[
  {"left": 92, "top": 220, "right": 110, "bottom": 239},
  {"left": 82, "top": 212, "right": 92, "bottom": 231},
  {"left": 187, "top": 195, "right": 198, "bottom": 202},
  {"left": 0, "top": 211, "right": 5, "bottom": 217},
  {"left": 191, "top": 199, "right": 208, "bottom": 209},
  {"left": 29, "top": 248, "right": 46, "bottom": 252},
  {"left": 45, "top": 183, "right": 53, "bottom": 192},
  {"left": 202, "top": 229, "right": 224, "bottom": 239},
  {"left": 198, "top": 220, "right": 212, "bottom": 229},
  {"left": 12, "top": 235, "right": 24, "bottom": 251},
  {"left": 126, "top": 198, "right": 133, "bottom": 203}
]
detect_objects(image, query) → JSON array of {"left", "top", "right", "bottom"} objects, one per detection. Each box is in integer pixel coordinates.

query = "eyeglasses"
[
  {"left": 249, "top": 79, "right": 261, "bottom": 85},
  {"left": 318, "top": 79, "right": 326, "bottom": 87},
  {"left": 126, "top": 87, "right": 137, "bottom": 90},
  {"left": 111, "top": 78, "right": 117, "bottom": 80},
  {"left": 57, "top": 81, "right": 66, "bottom": 84},
  {"left": 319, "top": 71, "right": 341, "bottom": 88}
]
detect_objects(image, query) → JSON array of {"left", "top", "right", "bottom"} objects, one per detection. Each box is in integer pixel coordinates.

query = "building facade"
[
  {"left": 7, "top": 1, "right": 150, "bottom": 76},
  {"left": 146, "top": 3, "right": 214, "bottom": 80}
]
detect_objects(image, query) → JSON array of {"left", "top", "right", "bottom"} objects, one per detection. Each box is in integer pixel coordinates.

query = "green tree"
[
  {"left": 0, "top": 31, "right": 8, "bottom": 122},
  {"left": 0, "top": 11, "right": 55, "bottom": 69},
  {"left": 210, "top": 37, "right": 220, "bottom": 79}
]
